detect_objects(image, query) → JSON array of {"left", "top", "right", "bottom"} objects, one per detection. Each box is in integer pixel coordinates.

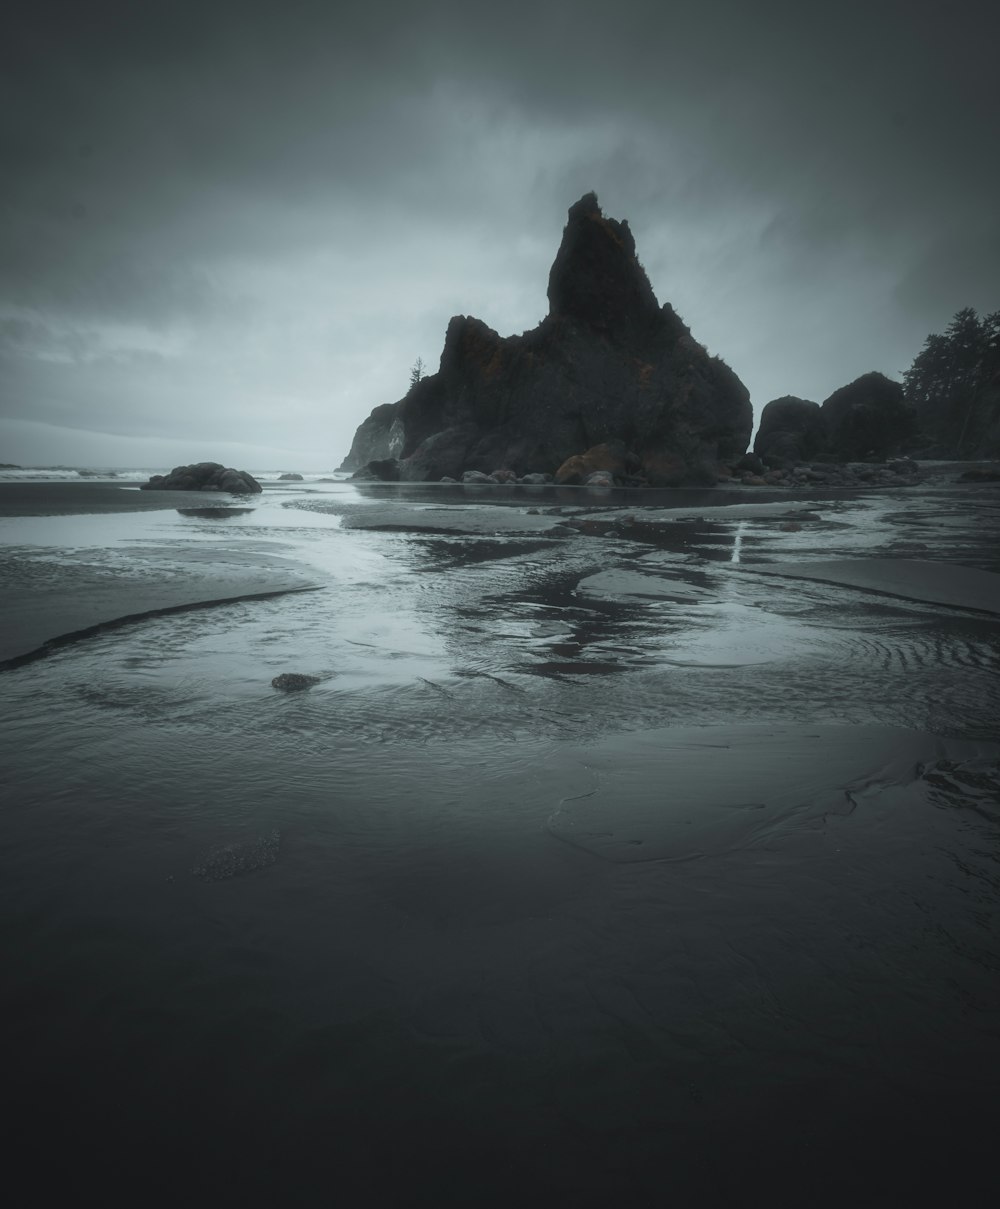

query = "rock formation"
[
  {"left": 341, "top": 193, "right": 753, "bottom": 485},
  {"left": 342, "top": 404, "right": 405, "bottom": 471},
  {"left": 140, "top": 462, "right": 262, "bottom": 493},
  {"left": 753, "top": 396, "right": 826, "bottom": 465},
  {"left": 755, "top": 375, "right": 915, "bottom": 466},
  {"left": 820, "top": 372, "right": 914, "bottom": 462}
]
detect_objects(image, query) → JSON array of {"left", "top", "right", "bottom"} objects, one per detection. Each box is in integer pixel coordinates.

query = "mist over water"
[{"left": 3, "top": 476, "right": 999, "bottom": 1202}]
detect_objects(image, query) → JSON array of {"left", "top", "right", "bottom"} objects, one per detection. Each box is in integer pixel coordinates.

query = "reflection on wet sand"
[{"left": 2, "top": 474, "right": 999, "bottom": 1201}]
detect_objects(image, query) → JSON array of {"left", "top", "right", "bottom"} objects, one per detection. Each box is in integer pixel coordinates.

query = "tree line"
[{"left": 904, "top": 307, "right": 1000, "bottom": 456}]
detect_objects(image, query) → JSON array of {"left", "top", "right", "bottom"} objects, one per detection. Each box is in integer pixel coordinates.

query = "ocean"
[{"left": 2, "top": 466, "right": 999, "bottom": 1204}]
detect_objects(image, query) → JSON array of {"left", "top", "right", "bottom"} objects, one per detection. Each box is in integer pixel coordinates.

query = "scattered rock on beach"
[
  {"left": 729, "top": 457, "right": 924, "bottom": 489},
  {"left": 141, "top": 462, "right": 262, "bottom": 493},
  {"left": 271, "top": 673, "right": 321, "bottom": 691},
  {"left": 958, "top": 466, "right": 1000, "bottom": 482},
  {"left": 279, "top": 472, "right": 304, "bottom": 480}
]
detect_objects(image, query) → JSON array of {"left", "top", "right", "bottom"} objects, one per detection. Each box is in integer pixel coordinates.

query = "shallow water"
[{"left": 2, "top": 477, "right": 1000, "bottom": 1203}]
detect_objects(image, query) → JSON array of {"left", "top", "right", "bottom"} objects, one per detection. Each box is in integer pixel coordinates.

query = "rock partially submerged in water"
[
  {"left": 141, "top": 462, "right": 262, "bottom": 493},
  {"left": 271, "top": 672, "right": 321, "bottom": 691}
]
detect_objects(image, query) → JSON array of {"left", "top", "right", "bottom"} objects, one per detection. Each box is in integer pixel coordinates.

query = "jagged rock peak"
[
  {"left": 546, "top": 192, "right": 660, "bottom": 339},
  {"left": 341, "top": 192, "right": 754, "bottom": 480}
]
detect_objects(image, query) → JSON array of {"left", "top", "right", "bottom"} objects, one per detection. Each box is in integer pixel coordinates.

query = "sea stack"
[{"left": 341, "top": 193, "right": 753, "bottom": 485}]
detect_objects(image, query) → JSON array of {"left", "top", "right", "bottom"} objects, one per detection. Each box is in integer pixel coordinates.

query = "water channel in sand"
[{"left": 2, "top": 474, "right": 999, "bottom": 1202}]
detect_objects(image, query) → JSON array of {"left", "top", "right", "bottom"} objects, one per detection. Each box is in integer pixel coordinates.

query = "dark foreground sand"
[
  {"left": 746, "top": 557, "right": 1000, "bottom": 616},
  {"left": 3, "top": 475, "right": 1000, "bottom": 1203}
]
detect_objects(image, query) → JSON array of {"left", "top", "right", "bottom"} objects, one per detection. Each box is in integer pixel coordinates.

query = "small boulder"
[
  {"left": 279, "top": 472, "right": 304, "bottom": 481},
  {"left": 271, "top": 673, "right": 321, "bottom": 691},
  {"left": 887, "top": 458, "right": 919, "bottom": 476},
  {"left": 555, "top": 440, "right": 634, "bottom": 485},
  {"left": 461, "top": 470, "right": 495, "bottom": 484},
  {"left": 640, "top": 449, "right": 691, "bottom": 487},
  {"left": 735, "top": 452, "right": 764, "bottom": 475}
]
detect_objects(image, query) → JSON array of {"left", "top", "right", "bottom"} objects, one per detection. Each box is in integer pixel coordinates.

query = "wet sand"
[
  {"left": 744, "top": 556, "right": 1000, "bottom": 615},
  {"left": 3, "top": 475, "right": 1000, "bottom": 1203},
  {"left": 0, "top": 480, "right": 224, "bottom": 515}
]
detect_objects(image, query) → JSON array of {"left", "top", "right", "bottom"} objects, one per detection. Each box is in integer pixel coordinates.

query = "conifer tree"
[{"left": 904, "top": 308, "right": 1000, "bottom": 454}]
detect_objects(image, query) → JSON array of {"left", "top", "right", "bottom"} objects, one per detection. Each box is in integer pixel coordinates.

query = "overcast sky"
[{"left": 2, "top": 0, "right": 997, "bottom": 469}]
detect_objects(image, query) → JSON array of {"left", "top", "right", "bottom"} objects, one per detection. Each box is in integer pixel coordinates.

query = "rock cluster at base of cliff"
[
  {"left": 140, "top": 463, "right": 263, "bottom": 493},
  {"left": 341, "top": 193, "right": 753, "bottom": 484},
  {"left": 722, "top": 457, "right": 922, "bottom": 489},
  {"left": 352, "top": 451, "right": 924, "bottom": 491}
]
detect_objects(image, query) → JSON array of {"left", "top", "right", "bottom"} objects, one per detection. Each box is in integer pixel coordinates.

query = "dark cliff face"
[
  {"left": 338, "top": 403, "right": 403, "bottom": 471},
  {"left": 343, "top": 194, "right": 753, "bottom": 482}
]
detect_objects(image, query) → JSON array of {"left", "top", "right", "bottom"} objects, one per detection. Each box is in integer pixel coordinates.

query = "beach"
[{"left": 2, "top": 469, "right": 999, "bottom": 1203}]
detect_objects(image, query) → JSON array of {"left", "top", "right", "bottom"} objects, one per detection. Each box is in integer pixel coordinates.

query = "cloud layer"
[{"left": 2, "top": 0, "right": 997, "bottom": 466}]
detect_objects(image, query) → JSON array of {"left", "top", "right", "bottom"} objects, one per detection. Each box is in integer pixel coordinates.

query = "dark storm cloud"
[{"left": 1, "top": 0, "right": 997, "bottom": 463}]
